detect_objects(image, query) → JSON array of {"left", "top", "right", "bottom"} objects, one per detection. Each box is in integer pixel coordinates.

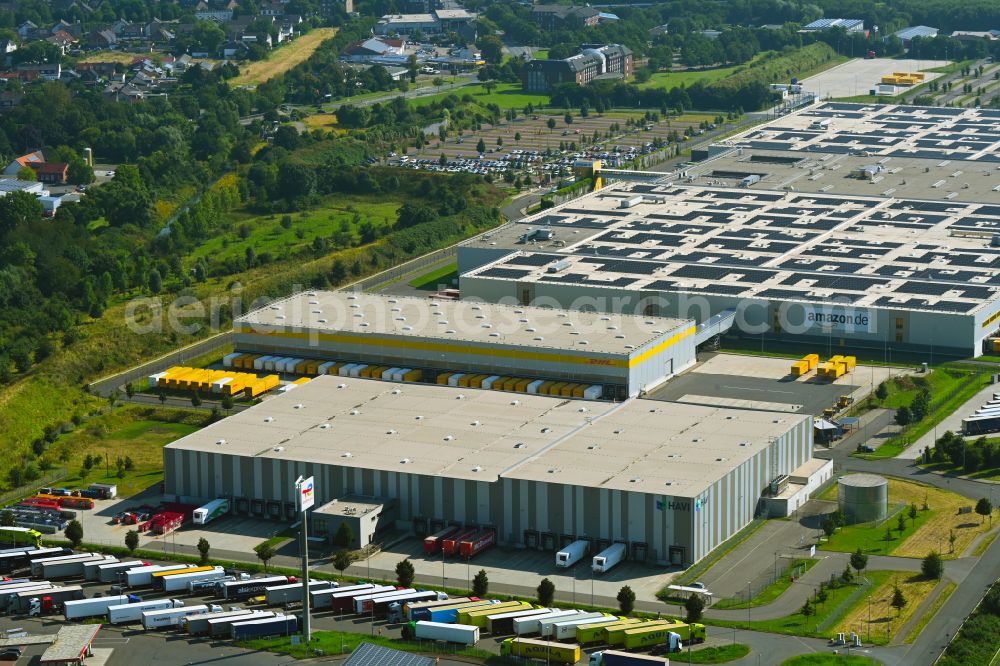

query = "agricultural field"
[
  {"left": 76, "top": 50, "right": 145, "bottom": 65},
  {"left": 230, "top": 27, "right": 338, "bottom": 87},
  {"left": 48, "top": 406, "right": 205, "bottom": 497},
  {"left": 817, "top": 478, "right": 993, "bottom": 558},
  {"left": 186, "top": 196, "right": 401, "bottom": 267}
]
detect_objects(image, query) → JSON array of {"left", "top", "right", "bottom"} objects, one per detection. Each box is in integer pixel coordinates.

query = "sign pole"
[{"left": 296, "top": 475, "right": 315, "bottom": 644}]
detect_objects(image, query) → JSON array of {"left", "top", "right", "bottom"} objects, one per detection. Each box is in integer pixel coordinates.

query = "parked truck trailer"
[
  {"left": 184, "top": 609, "right": 258, "bottom": 635},
  {"left": 108, "top": 598, "right": 184, "bottom": 624},
  {"left": 556, "top": 540, "right": 589, "bottom": 568},
  {"left": 500, "top": 638, "right": 581, "bottom": 665},
  {"left": 142, "top": 603, "right": 222, "bottom": 630},
  {"left": 589, "top": 649, "right": 671, "bottom": 665},
  {"left": 20, "top": 586, "right": 84, "bottom": 616},
  {"left": 208, "top": 611, "right": 276, "bottom": 638},
  {"left": 64, "top": 594, "right": 138, "bottom": 620},
  {"left": 125, "top": 564, "right": 190, "bottom": 588},
  {"left": 158, "top": 567, "right": 227, "bottom": 593},
  {"left": 411, "top": 621, "right": 479, "bottom": 646},
  {"left": 230, "top": 614, "right": 297, "bottom": 640},
  {"left": 264, "top": 580, "right": 334, "bottom": 606},
  {"left": 592, "top": 543, "right": 627, "bottom": 574},
  {"left": 487, "top": 608, "right": 552, "bottom": 635}
]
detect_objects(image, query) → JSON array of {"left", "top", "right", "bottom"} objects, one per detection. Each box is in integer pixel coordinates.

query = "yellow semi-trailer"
[{"left": 500, "top": 638, "right": 580, "bottom": 665}]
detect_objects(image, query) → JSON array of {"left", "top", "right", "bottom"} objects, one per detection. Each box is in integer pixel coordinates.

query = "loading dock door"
[{"left": 669, "top": 546, "right": 685, "bottom": 566}]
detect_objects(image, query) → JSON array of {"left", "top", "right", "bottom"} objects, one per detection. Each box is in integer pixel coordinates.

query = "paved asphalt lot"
[{"left": 649, "top": 371, "right": 857, "bottom": 415}]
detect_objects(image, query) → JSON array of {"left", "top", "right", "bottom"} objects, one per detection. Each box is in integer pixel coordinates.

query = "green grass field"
[
  {"left": 781, "top": 655, "right": 880, "bottom": 665},
  {"left": 637, "top": 65, "right": 742, "bottom": 90},
  {"left": 410, "top": 82, "right": 552, "bottom": 109},
  {"left": 859, "top": 367, "right": 988, "bottom": 459},
  {"left": 709, "top": 571, "right": 891, "bottom": 640},
  {"left": 712, "top": 559, "right": 818, "bottom": 609},
  {"left": 239, "top": 631, "right": 494, "bottom": 661},
  {"left": 49, "top": 406, "right": 205, "bottom": 497},
  {"left": 186, "top": 196, "right": 400, "bottom": 266},
  {"left": 673, "top": 644, "right": 751, "bottom": 664},
  {"left": 409, "top": 263, "right": 458, "bottom": 290}
]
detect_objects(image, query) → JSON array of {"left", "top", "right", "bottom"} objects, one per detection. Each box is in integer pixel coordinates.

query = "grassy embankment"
[
  {"left": 229, "top": 27, "right": 338, "bottom": 87},
  {"left": 816, "top": 478, "right": 991, "bottom": 558}
]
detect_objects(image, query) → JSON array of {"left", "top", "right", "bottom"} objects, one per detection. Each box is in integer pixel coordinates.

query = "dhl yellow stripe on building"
[
  {"left": 236, "top": 325, "right": 696, "bottom": 369},
  {"left": 982, "top": 309, "right": 1000, "bottom": 328}
]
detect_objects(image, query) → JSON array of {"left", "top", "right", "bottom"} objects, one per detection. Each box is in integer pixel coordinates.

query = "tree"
[
  {"left": 890, "top": 585, "right": 907, "bottom": 615},
  {"left": 221, "top": 394, "right": 234, "bottom": 412},
  {"left": 564, "top": 113, "right": 573, "bottom": 125},
  {"left": 254, "top": 542, "right": 276, "bottom": 572},
  {"left": 482, "top": 79, "right": 497, "bottom": 95},
  {"left": 822, "top": 515, "right": 836, "bottom": 537},
  {"left": 875, "top": 382, "right": 889, "bottom": 401},
  {"left": 976, "top": 497, "right": 993, "bottom": 525},
  {"left": 0, "top": 190, "right": 44, "bottom": 236},
  {"left": 432, "top": 76, "right": 445, "bottom": 91},
  {"left": 477, "top": 34, "right": 504, "bottom": 64},
  {"left": 911, "top": 390, "right": 930, "bottom": 422},
  {"left": 16, "top": 166, "right": 36, "bottom": 182},
  {"left": 922, "top": 551, "right": 943, "bottom": 579},
  {"left": 547, "top": 118, "right": 557, "bottom": 131},
  {"left": 908, "top": 502, "right": 918, "bottom": 526},
  {"left": 800, "top": 599, "right": 814, "bottom": 619},
  {"left": 272, "top": 125, "right": 301, "bottom": 151},
  {"left": 850, "top": 548, "right": 868, "bottom": 579},
  {"left": 197, "top": 537, "right": 211, "bottom": 564},
  {"left": 473, "top": 569, "right": 489, "bottom": 597},
  {"left": 68, "top": 159, "right": 95, "bottom": 185},
  {"left": 334, "top": 521, "right": 353, "bottom": 549},
  {"left": 148, "top": 268, "right": 162, "bottom": 294},
  {"left": 895, "top": 405, "right": 912, "bottom": 427},
  {"left": 537, "top": 578, "right": 555, "bottom": 606},
  {"left": 949, "top": 529, "right": 956, "bottom": 554},
  {"left": 841, "top": 564, "right": 854, "bottom": 584},
  {"left": 685, "top": 592, "right": 705, "bottom": 623},
  {"left": 0, "top": 511, "right": 14, "bottom": 527},
  {"left": 191, "top": 392, "right": 202, "bottom": 408},
  {"left": 125, "top": 529, "right": 139, "bottom": 553},
  {"left": 333, "top": 550, "right": 352, "bottom": 579},
  {"left": 476, "top": 138, "right": 486, "bottom": 154},
  {"left": 617, "top": 585, "right": 636, "bottom": 615},
  {"left": 125, "top": 382, "right": 134, "bottom": 401},
  {"left": 897, "top": 512, "right": 907, "bottom": 533},
  {"left": 64, "top": 520, "right": 84, "bottom": 547},
  {"left": 396, "top": 558, "right": 415, "bottom": 587},
  {"left": 158, "top": 390, "right": 167, "bottom": 406}
]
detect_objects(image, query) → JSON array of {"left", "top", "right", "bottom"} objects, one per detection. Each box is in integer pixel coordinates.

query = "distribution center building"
[
  {"left": 233, "top": 291, "right": 697, "bottom": 398},
  {"left": 455, "top": 102, "right": 1000, "bottom": 358},
  {"left": 163, "top": 375, "right": 813, "bottom": 566}
]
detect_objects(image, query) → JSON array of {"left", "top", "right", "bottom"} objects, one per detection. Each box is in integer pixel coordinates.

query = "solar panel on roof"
[
  {"left": 506, "top": 253, "right": 561, "bottom": 267},
  {"left": 345, "top": 643, "right": 433, "bottom": 666},
  {"left": 478, "top": 267, "right": 531, "bottom": 279}
]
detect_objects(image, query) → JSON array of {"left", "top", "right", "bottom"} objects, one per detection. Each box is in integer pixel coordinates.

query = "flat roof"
[
  {"left": 314, "top": 495, "right": 387, "bottom": 517},
  {"left": 39, "top": 625, "right": 100, "bottom": 663},
  {"left": 236, "top": 290, "right": 690, "bottom": 356},
  {"left": 166, "top": 376, "right": 807, "bottom": 497},
  {"left": 460, "top": 182, "right": 1000, "bottom": 316}
]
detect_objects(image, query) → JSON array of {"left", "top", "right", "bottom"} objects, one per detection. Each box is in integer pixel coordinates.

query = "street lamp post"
[{"left": 747, "top": 581, "right": 752, "bottom": 630}]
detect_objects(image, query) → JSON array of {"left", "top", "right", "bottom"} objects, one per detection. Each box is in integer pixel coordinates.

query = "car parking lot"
[{"left": 393, "top": 112, "right": 718, "bottom": 180}]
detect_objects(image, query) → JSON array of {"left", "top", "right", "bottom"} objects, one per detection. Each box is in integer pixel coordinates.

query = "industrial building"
[
  {"left": 233, "top": 291, "right": 697, "bottom": 398},
  {"left": 455, "top": 103, "right": 1000, "bottom": 358},
  {"left": 163, "top": 376, "right": 816, "bottom": 566}
]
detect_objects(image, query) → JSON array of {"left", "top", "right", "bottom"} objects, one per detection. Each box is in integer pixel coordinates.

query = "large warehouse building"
[
  {"left": 455, "top": 102, "right": 1000, "bottom": 358},
  {"left": 163, "top": 376, "right": 814, "bottom": 566},
  {"left": 233, "top": 291, "right": 698, "bottom": 399}
]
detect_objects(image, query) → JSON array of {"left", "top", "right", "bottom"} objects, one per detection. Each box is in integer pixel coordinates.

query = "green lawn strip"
[
  {"left": 671, "top": 643, "right": 751, "bottom": 664},
  {"left": 637, "top": 65, "right": 742, "bottom": 90},
  {"left": 708, "top": 572, "right": 891, "bottom": 640},
  {"left": 858, "top": 369, "right": 989, "bottom": 459},
  {"left": 938, "top": 592, "right": 1000, "bottom": 666},
  {"left": 711, "top": 559, "right": 818, "bottom": 609},
  {"left": 780, "top": 655, "right": 880, "bottom": 665},
  {"left": 903, "top": 580, "right": 956, "bottom": 643},
  {"left": 241, "top": 631, "right": 494, "bottom": 661},
  {"left": 974, "top": 355, "right": 1000, "bottom": 363},
  {"left": 818, "top": 503, "right": 929, "bottom": 556},
  {"left": 408, "top": 263, "right": 458, "bottom": 290},
  {"left": 662, "top": 519, "right": 766, "bottom": 598},
  {"left": 259, "top": 526, "right": 298, "bottom": 550},
  {"left": 409, "top": 82, "right": 552, "bottom": 110},
  {"left": 973, "top": 531, "right": 999, "bottom": 556}
]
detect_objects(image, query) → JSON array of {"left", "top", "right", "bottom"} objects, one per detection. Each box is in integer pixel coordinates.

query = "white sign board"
[
  {"left": 297, "top": 475, "right": 315, "bottom": 512},
  {"left": 809, "top": 545, "right": 816, "bottom": 557},
  {"left": 804, "top": 307, "right": 876, "bottom": 334}
]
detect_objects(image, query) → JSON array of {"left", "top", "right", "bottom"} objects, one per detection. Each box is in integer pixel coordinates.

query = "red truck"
[
  {"left": 459, "top": 530, "right": 496, "bottom": 558},
  {"left": 442, "top": 528, "right": 477, "bottom": 557},
  {"left": 423, "top": 526, "right": 459, "bottom": 555}
]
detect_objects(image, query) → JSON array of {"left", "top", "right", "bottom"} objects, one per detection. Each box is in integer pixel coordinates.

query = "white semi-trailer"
[
  {"left": 556, "top": 540, "right": 589, "bottom": 568},
  {"left": 592, "top": 543, "right": 627, "bottom": 574}
]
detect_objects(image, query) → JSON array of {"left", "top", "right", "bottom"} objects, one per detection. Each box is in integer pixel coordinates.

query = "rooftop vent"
[
  {"left": 347, "top": 294, "right": 357, "bottom": 299},
  {"left": 273, "top": 446, "right": 284, "bottom": 452},
  {"left": 264, "top": 416, "right": 274, "bottom": 423},
  {"left": 350, "top": 410, "right": 360, "bottom": 416},
  {"left": 470, "top": 420, "right": 481, "bottom": 426},
  {"left": 471, "top": 466, "right": 483, "bottom": 472},
  {"left": 541, "top": 427, "right": 552, "bottom": 433},
  {"left": 456, "top": 394, "right": 466, "bottom": 400},
  {"left": 399, "top": 458, "right": 410, "bottom": 464},
  {"left": 293, "top": 403, "right": 304, "bottom": 409},
  {"left": 341, "top": 452, "right": 352, "bottom": 458},
  {"left": 511, "top": 400, "right": 520, "bottom": 406},
  {"left": 629, "top": 478, "right": 641, "bottom": 483},
  {"left": 216, "top": 439, "right": 226, "bottom": 446},
  {"left": 513, "top": 443, "right": 526, "bottom": 449},
  {"left": 319, "top": 423, "right": 331, "bottom": 430},
  {"left": 391, "top": 388, "right": 401, "bottom": 395},
  {"left": 415, "top": 415, "right": 424, "bottom": 420},
  {"left": 387, "top": 429, "right": 397, "bottom": 435},
  {"left": 337, "top": 383, "right": 347, "bottom": 389},
  {"left": 444, "top": 435, "right": 455, "bottom": 441}
]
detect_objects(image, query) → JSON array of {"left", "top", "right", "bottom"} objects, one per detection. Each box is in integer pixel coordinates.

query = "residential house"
[
  {"left": 3, "top": 151, "right": 45, "bottom": 176},
  {"left": 50, "top": 20, "right": 82, "bottom": 37},
  {"left": 374, "top": 14, "right": 439, "bottom": 36},
  {"left": 29, "top": 162, "right": 69, "bottom": 185},
  {"left": 0, "top": 39, "right": 16, "bottom": 54},
  {"left": 521, "top": 44, "right": 632, "bottom": 93},
  {"left": 0, "top": 91, "right": 23, "bottom": 110},
  {"left": 47, "top": 30, "right": 79, "bottom": 54},
  {"left": 260, "top": 0, "right": 286, "bottom": 17},
  {"left": 111, "top": 19, "right": 132, "bottom": 35},
  {"left": 16, "top": 62, "right": 63, "bottom": 81},
  {"left": 649, "top": 23, "right": 669, "bottom": 38},
  {"left": 530, "top": 5, "right": 600, "bottom": 31},
  {"left": 17, "top": 21, "right": 38, "bottom": 39},
  {"left": 87, "top": 28, "right": 118, "bottom": 49},
  {"left": 195, "top": 9, "right": 234, "bottom": 22}
]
